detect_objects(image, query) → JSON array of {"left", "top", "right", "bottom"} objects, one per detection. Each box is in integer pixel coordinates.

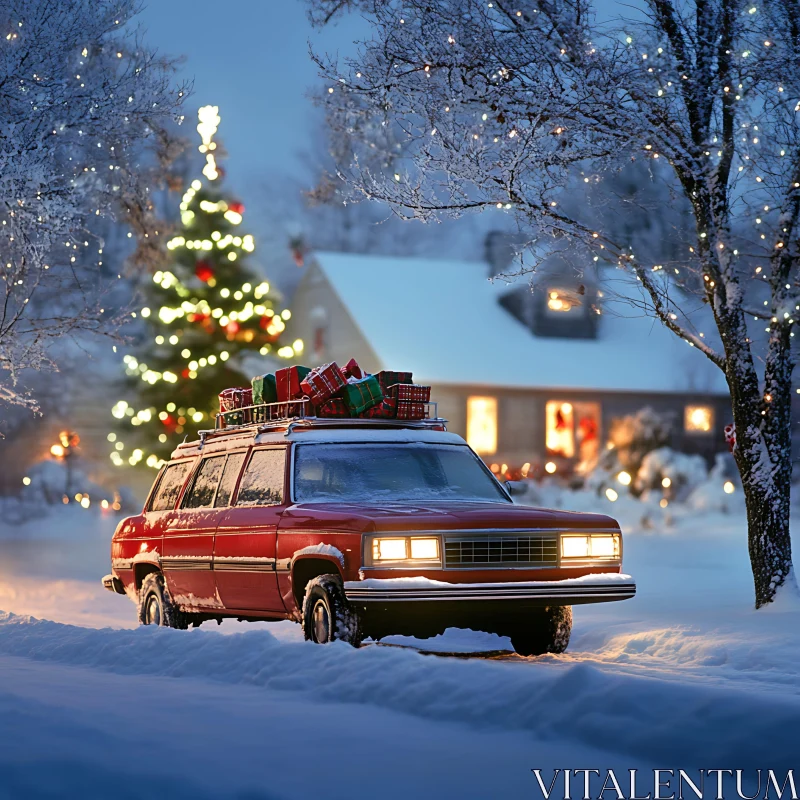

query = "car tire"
[
  {"left": 302, "top": 574, "right": 362, "bottom": 647},
  {"left": 509, "top": 605, "right": 572, "bottom": 656},
  {"left": 138, "top": 572, "right": 189, "bottom": 630}
]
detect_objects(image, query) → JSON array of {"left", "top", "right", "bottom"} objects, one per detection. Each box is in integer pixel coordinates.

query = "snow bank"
[
  {"left": 0, "top": 611, "right": 797, "bottom": 770},
  {"left": 378, "top": 627, "right": 513, "bottom": 653}
]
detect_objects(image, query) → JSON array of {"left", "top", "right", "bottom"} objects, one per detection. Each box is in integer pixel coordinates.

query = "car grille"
[{"left": 444, "top": 534, "right": 558, "bottom": 568}]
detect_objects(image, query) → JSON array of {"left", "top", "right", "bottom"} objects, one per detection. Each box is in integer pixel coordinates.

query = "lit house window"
[
  {"left": 545, "top": 401, "right": 601, "bottom": 462},
  {"left": 546, "top": 401, "right": 575, "bottom": 458},
  {"left": 466, "top": 396, "right": 497, "bottom": 455},
  {"left": 546, "top": 288, "right": 582, "bottom": 315},
  {"left": 685, "top": 405, "right": 714, "bottom": 434}
]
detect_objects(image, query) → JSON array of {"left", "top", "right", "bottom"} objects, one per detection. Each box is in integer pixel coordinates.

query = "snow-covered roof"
[{"left": 311, "top": 252, "right": 728, "bottom": 395}]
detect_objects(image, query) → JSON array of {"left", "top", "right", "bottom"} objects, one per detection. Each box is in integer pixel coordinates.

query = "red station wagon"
[{"left": 103, "top": 410, "right": 636, "bottom": 655}]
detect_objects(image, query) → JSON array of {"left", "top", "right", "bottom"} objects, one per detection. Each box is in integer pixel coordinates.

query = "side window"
[
  {"left": 149, "top": 462, "right": 192, "bottom": 512},
  {"left": 236, "top": 449, "right": 285, "bottom": 507},
  {"left": 182, "top": 456, "right": 226, "bottom": 509},
  {"left": 214, "top": 452, "right": 246, "bottom": 508}
]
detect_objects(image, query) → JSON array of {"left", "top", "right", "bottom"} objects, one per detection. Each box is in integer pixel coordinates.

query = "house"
[{"left": 289, "top": 244, "right": 733, "bottom": 475}]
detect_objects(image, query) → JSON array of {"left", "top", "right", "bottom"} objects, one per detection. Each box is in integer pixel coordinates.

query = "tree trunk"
[
  {"left": 740, "top": 468, "right": 794, "bottom": 608},
  {"left": 730, "top": 382, "right": 795, "bottom": 608}
]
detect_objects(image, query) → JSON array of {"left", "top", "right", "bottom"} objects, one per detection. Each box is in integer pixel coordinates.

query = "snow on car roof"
[
  {"left": 312, "top": 251, "right": 728, "bottom": 395},
  {"left": 172, "top": 425, "right": 467, "bottom": 459}
]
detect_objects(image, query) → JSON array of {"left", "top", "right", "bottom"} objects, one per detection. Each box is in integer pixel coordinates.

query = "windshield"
[{"left": 293, "top": 443, "right": 511, "bottom": 504}]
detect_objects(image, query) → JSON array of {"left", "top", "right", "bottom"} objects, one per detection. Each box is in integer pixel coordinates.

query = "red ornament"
[
  {"left": 228, "top": 201, "right": 244, "bottom": 215},
  {"left": 724, "top": 423, "right": 736, "bottom": 452},
  {"left": 259, "top": 314, "right": 273, "bottom": 330},
  {"left": 195, "top": 261, "right": 214, "bottom": 283},
  {"left": 226, "top": 320, "right": 240, "bottom": 337},
  {"left": 181, "top": 369, "right": 190, "bottom": 379}
]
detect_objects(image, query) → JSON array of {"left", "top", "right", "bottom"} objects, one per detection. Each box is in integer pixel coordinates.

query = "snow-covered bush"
[
  {"left": 607, "top": 408, "right": 674, "bottom": 475},
  {"left": 22, "top": 459, "right": 108, "bottom": 507},
  {"left": 685, "top": 454, "right": 743, "bottom": 514},
  {"left": 635, "top": 447, "right": 709, "bottom": 503}
]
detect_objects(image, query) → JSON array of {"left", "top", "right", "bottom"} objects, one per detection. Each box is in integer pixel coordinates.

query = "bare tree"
[
  {"left": 0, "top": 0, "right": 188, "bottom": 410},
  {"left": 308, "top": 0, "right": 800, "bottom": 607}
]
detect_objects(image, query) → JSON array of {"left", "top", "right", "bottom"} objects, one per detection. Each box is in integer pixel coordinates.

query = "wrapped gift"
[
  {"left": 251, "top": 373, "right": 277, "bottom": 406},
  {"left": 219, "top": 387, "right": 253, "bottom": 425},
  {"left": 342, "top": 357, "right": 365, "bottom": 381},
  {"left": 389, "top": 383, "right": 431, "bottom": 403},
  {"left": 396, "top": 401, "right": 426, "bottom": 420},
  {"left": 275, "top": 365, "right": 311, "bottom": 402},
  {"left": 300, "top": 362, "right": 347, "bottom": 405},
  {"left": 314, "top": 398, "right": 349, "bottom": 418},
  {"left": 375, "top": 370, "right": 412, "bottom": 394},
  {"left": 360, "top": 397, "right": 397, "bottom": 419},
  {"left": 341, "top": 374, "right": 383, "bottom": 415}
]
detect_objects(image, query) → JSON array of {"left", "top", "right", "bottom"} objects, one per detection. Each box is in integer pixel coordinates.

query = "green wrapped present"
[
  {"left": 341, "top": 375, "right": 383, "bottom": 415},
  {"left": 251, "top": 373, "right": 277, "bottom": 406}
]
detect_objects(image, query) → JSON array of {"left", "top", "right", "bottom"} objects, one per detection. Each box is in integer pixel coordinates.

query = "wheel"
[
  {"left": 302, "top": 574, "right": 362, "bottom": 647},
  {"left": 138, "top": 572, "right": 188, "bottom": 630},
  {"left": 509, "top": 606, "right": 572, "bottom": 656}
]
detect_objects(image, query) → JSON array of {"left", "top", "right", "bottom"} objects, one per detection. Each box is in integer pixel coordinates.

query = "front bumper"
[
  {"left": 344, "top": 573, "right": 636, "bottom": 605},
  {"left": 102, "top": 574, "right": 126, "bottom": 595}
]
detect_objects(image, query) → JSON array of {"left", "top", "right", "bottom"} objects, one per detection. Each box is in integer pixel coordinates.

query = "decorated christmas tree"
[{"left": 109, "top": 106, "right": 302, "bottom": 469}]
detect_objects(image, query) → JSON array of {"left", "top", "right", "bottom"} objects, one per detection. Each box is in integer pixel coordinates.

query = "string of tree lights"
[{"left": 109, "top": 105, "right": 302, "bottom": 469}]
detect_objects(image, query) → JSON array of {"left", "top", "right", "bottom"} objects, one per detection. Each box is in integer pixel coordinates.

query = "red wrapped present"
[
  {"left": 219, "top": 387, "right": 253, "bottom": 425},
  {"left": 342, "top": 358, "right": 364, "bottom": 380},
  {"left": 300, "top": 362, "right": 346, "bottom": 405},
  {"left": 275, "top": 365, "right": 311, "bottom": 402},
  {"left": 219, "top": 387, "right": 252, "bottom": 412},
  {"left": 314, "top": 398, "right": 349, "bottom": 418},
  {"left": 360, "top": 397, "right": 397, "bottom": 419},
  {"left": 396, "top": 401, "right": 426, "bottom": 420},
  {"left": 389, "top": 383, "right": 431, "bottom": 403},
  {"left": 375, "top": 370, "right": 412, "bottom": 393}
]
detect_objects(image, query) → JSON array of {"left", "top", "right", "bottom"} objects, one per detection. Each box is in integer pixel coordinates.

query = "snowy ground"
[{"left": 0, "top": 492, "right": 799, "bottom": 798}]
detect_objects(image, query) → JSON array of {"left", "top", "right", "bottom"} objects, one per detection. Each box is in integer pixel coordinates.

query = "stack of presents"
[{"left": 218, "top": 358, "right": 431, "bottom": 426}]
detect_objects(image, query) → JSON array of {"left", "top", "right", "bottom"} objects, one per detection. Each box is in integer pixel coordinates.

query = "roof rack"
[{"left": 197, "top": 399, "right": 447, "bottom": 442}]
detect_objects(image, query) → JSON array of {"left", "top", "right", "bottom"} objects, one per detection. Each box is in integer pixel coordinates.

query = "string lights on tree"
[{"left": 109, "top": 105, "right": 302, "bottom": 469}]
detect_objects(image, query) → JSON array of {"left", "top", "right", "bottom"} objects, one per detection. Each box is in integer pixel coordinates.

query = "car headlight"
[
  {"left": 371, "top": 536, "right": 440, "bottom": 563},
  {"left": 561, "top": 534, "right": 620, "bottom": 560},
  {"left": 373, "top": 538, "right": 408, "bottom": 561}
]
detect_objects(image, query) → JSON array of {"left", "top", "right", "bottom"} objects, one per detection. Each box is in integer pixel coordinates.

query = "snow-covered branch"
[{"left": 0, "top": 0, "right": 187, "bottom": 409}]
